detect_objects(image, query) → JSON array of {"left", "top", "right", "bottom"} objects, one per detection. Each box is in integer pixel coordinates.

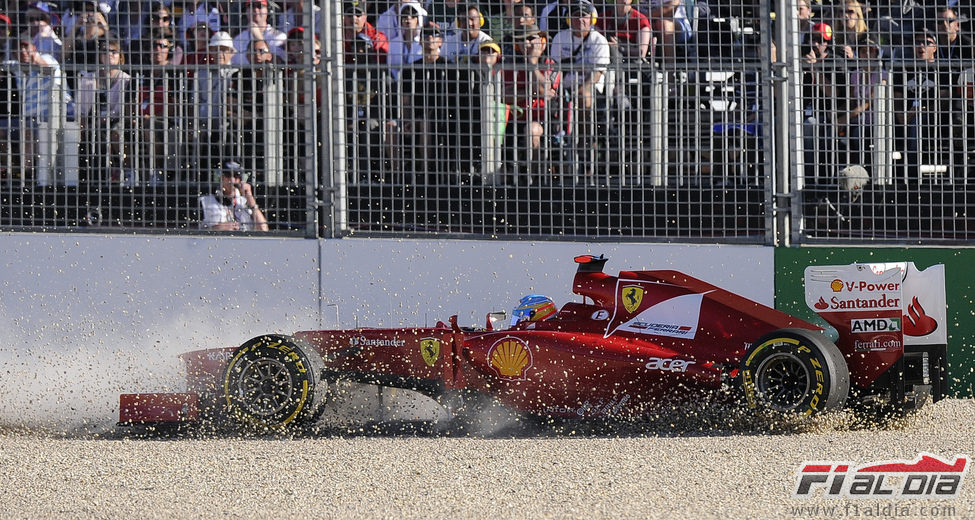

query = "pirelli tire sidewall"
[
  {"left": 222, "top": 335, "right": 327, "bottom": 429},
  {"left": 740, "top": 328, "right": 850, "bottom": 417}
]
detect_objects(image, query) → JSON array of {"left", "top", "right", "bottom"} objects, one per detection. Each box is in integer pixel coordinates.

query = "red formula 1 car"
[{"left": 119, "top": 255, "right": 949, "bottom": 431}]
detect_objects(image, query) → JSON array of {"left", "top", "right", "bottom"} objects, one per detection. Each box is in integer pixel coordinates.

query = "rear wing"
[{"left": 805, "top": 262, "right": 948, "bottom": 401}]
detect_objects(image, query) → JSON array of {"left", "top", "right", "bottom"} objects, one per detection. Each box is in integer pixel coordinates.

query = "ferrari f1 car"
[{"left": 119, "top": 255, "right": 949, "bottom": 431}]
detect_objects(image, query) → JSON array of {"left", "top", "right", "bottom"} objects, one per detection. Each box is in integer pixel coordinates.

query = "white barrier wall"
[{"left": 0, "top": 234, "right": 774, "bottom": 431}]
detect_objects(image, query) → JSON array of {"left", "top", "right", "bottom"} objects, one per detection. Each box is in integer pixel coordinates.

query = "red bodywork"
[{"left": 122, "top": 259, "right": 832, "bottom": 423}]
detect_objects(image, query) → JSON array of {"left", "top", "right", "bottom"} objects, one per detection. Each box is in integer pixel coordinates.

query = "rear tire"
[
  {"left": 740, "top": 328, "right": 849, "bottom": 416},
  {"left": 223, "top": 335, "right": 328, "bottom": 431}
]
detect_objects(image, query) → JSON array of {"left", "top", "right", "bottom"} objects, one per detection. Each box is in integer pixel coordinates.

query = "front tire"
[
  {"left": 740, "top": 328, "right": 849, "bottom": 416},
  {"left": 223, "top": 335, "right": 328, "bottom": 430}
]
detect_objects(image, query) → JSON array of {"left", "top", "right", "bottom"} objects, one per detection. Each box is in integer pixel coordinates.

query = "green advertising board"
[{"left": 775, "top": 247, "right": 974, "bottom": 397}]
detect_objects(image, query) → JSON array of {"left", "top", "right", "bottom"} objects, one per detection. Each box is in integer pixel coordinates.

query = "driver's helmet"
[{"left": 510, "top": 294, "right": 558, "bottom": 327}]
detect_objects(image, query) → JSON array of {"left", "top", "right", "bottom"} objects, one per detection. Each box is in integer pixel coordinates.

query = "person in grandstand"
[
  {"left": 892, "top": 28, "right": 952, "bottom": 182},
  {"left": 26, "top": 2, "right": 63, "bottom": 60},
  {"left": 138, "top": 27, "right": 183, "bottom": 185},
  {"left": 475, "top": 40, "right": 506, "bottom": 181},
  {"left": 232, "top": 0, "right": 286, "bottom": 64},
  {"left": 833, "top": 0, "right": 874, "bottom": 60},
  {"left": 935, "top": 5, "right": 973, "bottom": 62},
  {"left": 277, "top": 0, "right": 323, "bottom": 36},
  {"left": 387, "top": 2, "right": 425, "bottom": 79},
  {"left": 194, "top": 31, "right": 240, "bottom": 171},
  {"left": 549, "top": 0, "right": 610, "bottom": 113},
  {"left": 62, "top": 1, "right": 109, "bottom": 80},
  {"left": 343, "top": 3, "right": 389, "bottom": 64},
  {"left": 378, "top": 0, "right": 428, "bottom": 43},
  {"left": 75, "top": 37, "right": 138, "bottom": 184},
  {"left": 502, "top": 24, "right": 562, "bottom": 183},
  {"left": 500, "top": 2, "right": 538, "bottom": 55},
  {"left": 14, "top": 32, "right": 70, "bottom": 186},
  {"left": 126, "top": 1, "right": 184, "bottom": 65},
  {"left": 183, "top": 20, "right": 215, "bottom": 66},
  {"left": 397, "top": 25, "right": 458, "bottom": 179},
  {"left": 800, "top": 22, "right": 841, "bottom": 185},
  {"left": 548, "top": 0, "right": 609, "bottom": 175},
  {"left": 199, "top": 162, "right": 269, "bottom": 231},
  {"left": 645, "top": 0, "right": 693, "bottom": 62},
  {"left": 598, "top": 0, "right": 652, "bottom": 62},
  {"left": 441, "top": 4, "right": 494, "bottom": 64}
]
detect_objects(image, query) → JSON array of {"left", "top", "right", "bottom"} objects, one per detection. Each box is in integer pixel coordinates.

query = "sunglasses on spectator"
[
  {"left": 254, "top": 48, "right": 272, "bottom": 54},
  {"left": 153, "top": 14, "right": 171, "bottom": 22},
  {"left": 917, "top": 39, "right": 937, "bottom": 47},
  {"left": 942, "top": 17, "right": 957, "bottom": 24},
  {"left": 155, "top": 42, "right": 173, "bottom": 49}
]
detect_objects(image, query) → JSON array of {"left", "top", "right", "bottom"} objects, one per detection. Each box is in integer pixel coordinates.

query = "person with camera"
[{"left": 199, "top": 161, "right": 269, "bottom": 231}]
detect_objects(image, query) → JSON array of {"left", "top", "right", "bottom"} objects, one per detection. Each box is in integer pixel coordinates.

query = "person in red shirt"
[
  {"left": 597, "top": 0, "right": 652, "bottom": 61},
  {"left": 502, "top": 24, "right": 563, "bottom": 183},
  {"left": 182, "top": 21, "right": 214, "bottom": 66},
  {"left": 343, "top": 4, "right": 389, "bottom": 65}
]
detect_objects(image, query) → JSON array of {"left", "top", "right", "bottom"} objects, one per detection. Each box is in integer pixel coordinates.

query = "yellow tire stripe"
[
  {"left": 281, "top": 380, "right": 310, "bottom": 426},
  {"left": 745, "top": 336, "right": 799, "bottom": 366}
]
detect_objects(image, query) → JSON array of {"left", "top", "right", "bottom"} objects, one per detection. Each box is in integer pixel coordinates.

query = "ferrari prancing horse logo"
[
  {"left": 420, "top": 338, "right": 441, "bottom": 367},
  {"left": 622, "top": 285, "right": 644, "bottom": 313}
]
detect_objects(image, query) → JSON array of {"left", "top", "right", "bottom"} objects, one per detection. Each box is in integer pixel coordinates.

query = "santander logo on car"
[{"left": 804, "top": 262, "right": 947, "bottom": 346}]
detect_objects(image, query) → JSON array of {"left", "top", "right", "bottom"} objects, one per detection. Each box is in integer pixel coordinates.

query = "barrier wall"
[
  {"left": 6, "top": 235, "right": 970, "bottom": 432},
  {"left": 775, "top": 247, "right": 975, "bottom": 397},
  {"left": 0, "top": 234, "right": 775, "bottom": 334}
]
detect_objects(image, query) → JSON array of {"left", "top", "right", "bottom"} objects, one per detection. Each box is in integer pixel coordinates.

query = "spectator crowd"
[
  {"left": 1, "top": 0, "right": 323, "bottom": 193},
  {"left": 1, "top": 0, "right": 974, "bottom": 199}
]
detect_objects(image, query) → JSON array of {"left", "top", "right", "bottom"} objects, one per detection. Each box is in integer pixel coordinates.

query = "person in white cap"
[
  {"left": 386, "top": 2, "right": 425, "bottom": 78},
  {"left": 194, "top": 31, "right": 241, "bottom": 171},
  {"left": 378, "top": 0, "right": 427, "bottom": 42}
]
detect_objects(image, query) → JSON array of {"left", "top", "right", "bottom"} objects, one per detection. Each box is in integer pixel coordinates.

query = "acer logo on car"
[
  {"left": 206, "top": 351, "right": 233, "bottom": 362},
  {"left": 645, "top": 357, "right": 695, "bottom": 372}
]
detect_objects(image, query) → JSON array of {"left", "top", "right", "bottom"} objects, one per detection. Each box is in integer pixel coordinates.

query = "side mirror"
[{"left": 486, "top": 311, "right": 506, "bottom": 331}]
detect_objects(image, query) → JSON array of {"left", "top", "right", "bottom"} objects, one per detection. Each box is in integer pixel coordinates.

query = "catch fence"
[{"left": 1, "top": 1, "right": 973, "bottom": 244}]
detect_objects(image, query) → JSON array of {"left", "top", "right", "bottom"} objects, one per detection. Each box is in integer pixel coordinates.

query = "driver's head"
[{"left": 511, "top": 294, "right": 557, "bottom": 326}]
